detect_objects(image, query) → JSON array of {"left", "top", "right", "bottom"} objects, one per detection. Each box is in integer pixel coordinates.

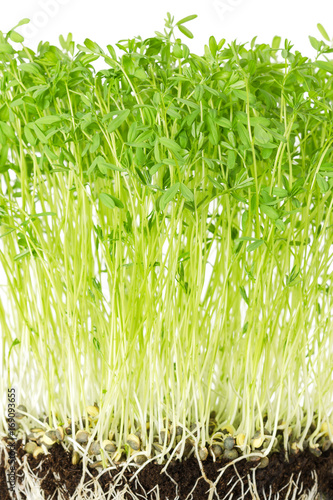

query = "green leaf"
[
  {"left": 272, "top": 187, "right": 288, "bottom": 198},
  {"left": 107, "top": 109, "right": 130, "bottom": 133},
  {"left": 309, "top": 36, "right": 320, "bottom": 51},
  {"left": 97, "top": 157, "right": 125, "bottom": 173},
  {"left": 149, "top": 163, "right": 164, "bottom": 175},
  {"left": 232, "top": 90, "right": 256, "bottom": 105},
  {"left": 0, "top": 121, "right": 15, "bottom": 140},
  {"left": 246, "top": 239, "right": 264, "bottom": 252},
  {"left": 207, "top": 175, "right": 225, "bottom": 191},
  {"left": 275, "top": 219, "right": 286, "bottom": 231},
  {"left": 93, "top": 337, "right": 101, "bottom": 354},
  {"left": 317, "top": 23, "right": 330, "bottom": 42},
  {"left": 239, "top": 286, "right": 249, "bottom": 305},
  {"left": 8, "top": 338, "right": 20, "bottom": 358},
  {"left": 19, "top": 63, "right": 41, "bottom": 76},
  {"left": 254, "top": 124, "right": 272, "bottom": 145},
  {"left": 107, "top": 44, "right": 117, "bottom": 59},
  {"left": 180, "top": 183, "right": 194, "bottom": 202},
  {"left": 177, "top": 25, "right": 194, "bottom": 39},
  {"left": 24, "top": 125, "right": 36, "bottom": 145},
  {"left": 90, "top": 133, "right": 100, "bottom": 153},
  {"left": 316, "top": 61, "right": 333, "bottom": 74},
  {"left": 0, "top": 43, "right": 14, "bottom": 54},
  {"left": 209, "top": 36, "right": 218, "bottom": 57},
  {"left": 236, "top": 122, "right": 251, "bottom": 148},
  {"left": 14, "top": 249, "right": 31, "bottom": 261},
  {"left": 272, "top": 36, "right": 281, "bottom": 50},
  {"left": 316, "top": 173, "right": 329, "bottom": 193},
  {"left": 29, "top": 212, "right": 56, "bottom": 220},
  {"left": 84, "top": 38, "right": 102, "bottom": 54},
  {"left": 30, "top": 124, "right": 47, "bottom": 143},
  {"left": 35, "top": 115, "right": 62, "bottom": 125},
  {"left": 0, "top": 228, "right": 15, "bottom": 239},
  {"left": 159, "top": 137, "right": 182, "bottom": 153},
  {"left": 230, "top": 81, "right": 246, "bottom": 90},
  {"left": 9, "top": 31, "right": 24, "bottom": 43},
  {"left": 176, "top": 14, "right": 198, "bottom": 26},
  {"left": 166, "top": 107, "right": 182, "bottom": 119},
  {"left": 99, "top": 192, "right": 124, "bottom": 209},
  {"left": 207, "top": 115, "right": 219, "bottom": 145},
  {"left": 13, "top": 18, "right": 30, "bottom": 28},
  {"left": 260, "top": 204, "right": 279, "bottom": 220},
  {"left": 232, "top": 177, "right": 254, "bottom": 191},
  {"left": 160, "top": 183, "right": 180, "bottom": 210},
  {"left": 227, "top": 150, "right": 236, "bottom": 170},
  {"left": 214, "top": 116, "right": 232, "bottom": 129}
]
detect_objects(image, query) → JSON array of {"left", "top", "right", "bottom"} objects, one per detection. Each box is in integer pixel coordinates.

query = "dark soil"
[{"left": 1, "top": 439, "right": 333, "bottom": 500}]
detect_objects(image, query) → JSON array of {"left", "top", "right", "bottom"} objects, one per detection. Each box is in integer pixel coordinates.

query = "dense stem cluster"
[{"left": 0, "top": 15, "right": 333, "bottom": 463}]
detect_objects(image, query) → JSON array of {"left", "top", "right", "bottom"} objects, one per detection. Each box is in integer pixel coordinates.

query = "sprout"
[{"left": 1, "top": 15, "right": 333, "bottom": 496}]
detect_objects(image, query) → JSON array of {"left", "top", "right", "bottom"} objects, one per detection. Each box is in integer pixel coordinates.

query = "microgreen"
[{"left": 0, "top": 16, "right": 333, "bottom": 467}]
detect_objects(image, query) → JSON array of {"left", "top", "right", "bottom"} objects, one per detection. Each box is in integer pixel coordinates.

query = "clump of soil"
[{"left": 1, "top": 439, "right": 332, "bottom": 500}]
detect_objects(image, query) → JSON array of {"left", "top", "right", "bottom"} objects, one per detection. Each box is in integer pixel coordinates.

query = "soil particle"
[{"left": 0, "top": 439, "right": 332, "bottom": 499}]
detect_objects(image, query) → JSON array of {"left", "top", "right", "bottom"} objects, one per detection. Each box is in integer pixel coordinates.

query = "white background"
[{"left": 1, "top": 0, "right": 333, "bottom": 58}]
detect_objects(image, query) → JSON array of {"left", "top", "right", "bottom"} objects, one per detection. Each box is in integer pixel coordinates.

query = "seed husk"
[
  {"left": 102, "top": 440, "right": 117, "bottom": 453},
  {"left": 208, "top": 420, "right": 216, "bottom": 435},
  {"left": 290, "top": 441, "right": 300, "bottom": 455},
  {"left": 209, "top": 443, "right": 223, "bottom": 458},
  {"left": 24, "top": 442, "right": 37, "bottom": 454},
  {"left": 221, "top": 425, "right": 235, "bottom": 435},
  {"left": 262, "top": 437, "right": 273, "bottom": 450},
  {"left": 72, "top": 451, "right": 81, "bottom": 465},
  {"left": 190, "top": 423, "right": 198, "bottom": 435},
  {"left": 258, "top": 456, "right": 269, "bottom": 468},
  {"left": 248, "top": 455, "right": 261, "bottom": 463},
  {"left": 111, "top": 450, "right": 124, "bottom": 463},
  {"left": 89, "top": 441, "right": 101, "bottom": 455},
  {"left": 75, "top": 430, "right": 90, "bottom": 444},
  {"left": 309, "top": 444, "right": 322, "bottom": 457},
  {"left": 277, "top": 420, "right": 286, "bottom": 429},
  {"left": 26, "top": 433, "right": 37, "bottom": 442},
  {"left": 171, "top": 425, "right": 183, "bottom": 436},
  {"left": 134, "top": 454, "right": 148, "bottom": 465},
  {"left": 127, "top": 433, "right": 141, "bottom": 450},
  {"left": 15, "top": 405, "right": 27, "bottom": 419},
  {"left": 198, "top": 446, "right": 208, "bottom": 461},
  {"left": 160, "top": 428, "right": 170, "bottom": 445},
  {"left": 224, "top": 436, "right": 235, "bottom": 450},
  {"left": 236, "top": 433, "right": 245, "bottom": 446},
  {"left": 320, "top": 422, "right": 333, "bottom": 435},
  {"left": 86, "top": 405, "right": 99, "bottom": 418},
  {"left": 56, "top": 427, "right": 64, "bottom": 441},
  {"left": 321, "top": 436, "right": 332, "bottom": 452},
  {"left": 175, "top": 438, "right": 193, "bottom": 457},
  {"left": 31, "top": 428, "right": 45, "bottom": 434},
  {"left": 152, "top": 442, "right": 164, "bottom": 453},
  {"left": 90, "top": 460, "right": 103, "bottom": 469},
  {"left": 251, "top": 431, "right": 264, "bottom": 449},
  {"left": 33, "top": 446, "right": 44, "bottom": 459},
  {"left": 42, "top": 430, "right": 58, "bottom": 446},
  {"left": 223, "top": 449, "right": 238, "bottom": 460}
]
